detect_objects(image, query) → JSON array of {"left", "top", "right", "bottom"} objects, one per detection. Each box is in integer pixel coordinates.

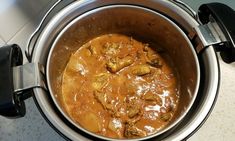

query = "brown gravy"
[{"left": 62, "top": 34, "right": 179, "bottom": 139}]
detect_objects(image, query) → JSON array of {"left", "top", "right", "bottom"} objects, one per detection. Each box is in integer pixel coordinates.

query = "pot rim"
[
  {"left": 31, "top": 0, "right": 219, "bottom": 141},
  {"left": 46, "top": 4, "right": 200, "bottom": 140}
]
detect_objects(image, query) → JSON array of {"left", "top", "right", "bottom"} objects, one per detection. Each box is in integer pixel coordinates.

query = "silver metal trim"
[
  {"left": 194, "top": 18, "right": 227, "bottom": 53},
  {"left": 13, "top": 63, "right": 47, "bottom": 93},
  {"left": 170, "top": 0, "right": 197, "bottom": 19},
  {"left": 30, "top": 0, "right": 219, "bottom": 141}
]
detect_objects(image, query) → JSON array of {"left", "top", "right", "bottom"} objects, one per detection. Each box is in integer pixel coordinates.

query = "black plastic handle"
[
  {"left": 0, "top": 44, "right": 26, "bottom": 118},
  {"left": 198, "top": 3, "right": 235, "bottom": 63}
]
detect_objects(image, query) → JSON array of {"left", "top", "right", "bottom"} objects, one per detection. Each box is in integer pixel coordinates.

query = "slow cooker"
[{"left": 0, "top": 0, "right": 235, "bottom": 140}]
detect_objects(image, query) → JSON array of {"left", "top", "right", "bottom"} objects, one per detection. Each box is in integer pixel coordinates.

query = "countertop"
[{"left": 0, "top": 0, "right": 235, "bottom": 141}]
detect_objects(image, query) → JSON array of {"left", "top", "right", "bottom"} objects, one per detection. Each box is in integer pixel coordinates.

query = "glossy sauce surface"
[{"left": 62, "top": 34, "right": 179, "bottom": 139}]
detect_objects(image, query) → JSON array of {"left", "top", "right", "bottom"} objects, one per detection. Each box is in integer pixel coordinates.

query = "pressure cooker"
[{"left": 0, "top": 0, "right": 235, "bottom": 140}]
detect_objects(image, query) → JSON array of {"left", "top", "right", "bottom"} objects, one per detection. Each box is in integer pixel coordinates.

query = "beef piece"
[
  {"left": 143, "top": 45, "right": 162, "bottom": 68},
  {"left": 142, "top": 92, "right": 162, "bottom": 105},
  {"left": 128, "top": 106, "right": 140, "bottom": 118},
  {"left": 88, "top": 44, "right": 99, "bottom": 55},
  {"left": 124, "top": 122, "right": 146, "bottom": 138},
  {"left": 132, "top": 64, "right": 151, "bottom": 76},
  {"left": 147, "top": 58, "right": 163, "bottom": 68},
  {"left": 92, "top": 73, "right": 110, "bottom": 90},
  {"left": 94, "top": 91, "right": 120, "bottom": 117},
  {"left": 103, "top": 42, "right": 120, "bottom": 55},
  {"left": 126, "top": 97, "right": 142, "bottom": 118},
  {"left": 106, "top": 56, "right": 134, "bottom": 73},
  {"left": 160, "top": 112, "right": 172, "bottom": 122},
  {"left": 94, "top": 91, "right": 112, "bottom": 110}
]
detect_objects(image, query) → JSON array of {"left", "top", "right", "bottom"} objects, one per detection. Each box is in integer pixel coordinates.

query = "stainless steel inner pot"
[
  {"left": 46, "top": 4, "right": 199, "bottom": 141},
  {"left": 30, "top": 0, "right": 219, "bottom": 141}
]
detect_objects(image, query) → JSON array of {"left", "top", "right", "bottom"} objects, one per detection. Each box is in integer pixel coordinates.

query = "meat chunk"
[
  {"left": 88, "top": 44, "right": 99, "bottom": 55},
  {"left": 126, "top": 97, "right": 142, "bottom": 118},
  {"left": 124, "top": 122, "right": 146, "bottom": 138},
  {"left": 143, "top": 44, "right": 157, "bottom": 59},
  {"left": 147, "top": 58, "right": 163, "bottom": 68},
  {"left": 160, "top": 112, "right": 172, "bottom": 122},
  {"left": 105, "top": 42, "right": 120, "bottom": 49},
  {"left": 92, "top": 73, "right": 110, "bottom": 90},
  {"left": 143, "top": 44, "right": 150, "bottom": 52},
  {"left": 142, "top": 91, "right": 162, "bottom": 105},
  {"left": 94, "top": 91, "right": 120, "bottom": 117},
  {"left": 103, "top": 42, "right": 120, "bottom": 55},
  {"left": 143, "top": 45, "right": 162, "bottom": 66},
  {"left": 94, "top": 91, "right": 113, "bottom": 110},
  {"left": 106, "top": 56, "right": 134, "bottom": 73},
  {"left": 132, "top": 64, "right": 151, "bottom": 76},
  {"left": 128, "top": 106, "right": 140, "bottom": 118}
]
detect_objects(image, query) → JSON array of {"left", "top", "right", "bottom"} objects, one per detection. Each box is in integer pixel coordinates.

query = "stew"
[{"left": 62, "top": 34, "right": 179, "bottom": 139}]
